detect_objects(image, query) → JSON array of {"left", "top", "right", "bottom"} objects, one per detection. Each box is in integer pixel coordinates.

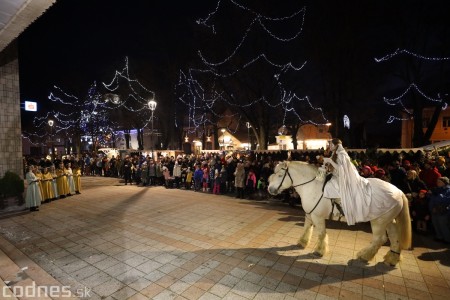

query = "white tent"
[{"left": 422, "top": 140, "right": 450, "bottom": 151}]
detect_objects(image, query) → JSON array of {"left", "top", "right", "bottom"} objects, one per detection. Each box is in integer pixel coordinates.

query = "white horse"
[{"left": 268, "top": 161, "right": 412, "bottom": 265}]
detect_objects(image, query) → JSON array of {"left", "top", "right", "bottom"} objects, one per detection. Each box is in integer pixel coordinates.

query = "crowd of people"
[
  {"left": 348, "top": 154, "right": 450, "bottom": 244},
  {"left": 23, "top": 147, "right": 450, "bottom": 244}
]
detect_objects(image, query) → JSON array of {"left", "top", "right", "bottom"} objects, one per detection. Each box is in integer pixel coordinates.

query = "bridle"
[
  {"left": 274, "top": 166, "right": 316, "bottom": 193},
  {"left": 274, "top": 165, "right": 323, "bottom": 215}
]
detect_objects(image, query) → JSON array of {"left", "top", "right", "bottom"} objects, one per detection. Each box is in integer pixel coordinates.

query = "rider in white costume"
[{"left": 323, "top": 138, "right": 373, "bottom": 225}]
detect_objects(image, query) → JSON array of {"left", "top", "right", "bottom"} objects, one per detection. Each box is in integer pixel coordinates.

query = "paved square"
[{"left": 1, "top": 177, "right": 449, "bottom": 299}]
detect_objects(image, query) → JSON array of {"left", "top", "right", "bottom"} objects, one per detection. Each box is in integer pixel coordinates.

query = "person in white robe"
[
  {"left": 323, "top": 138, "right": 373, "bottom": 225},
  {"left": 50, "top": 165, "right": 59, "bottom": 199},
  {"left": 25, "top": 165, "right": 42, "bottom": 211},
  {"left": 66, "top": 163, "right": 76, "bottom": 195}
]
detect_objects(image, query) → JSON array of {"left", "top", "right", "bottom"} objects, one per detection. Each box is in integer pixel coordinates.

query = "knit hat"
[
  {"left": 362, "top": 166, "right": 372, "bottom": 173},
  {"left": 375, "top": 169, "right": 385, "bottom": 175},
  {"left": 438, "top": 177, "right": 450, "bottom": 185}
]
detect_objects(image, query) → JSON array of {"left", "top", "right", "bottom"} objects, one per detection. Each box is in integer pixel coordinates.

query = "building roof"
[{"left": 0, "top": 0, "right": 56, "bottom": 53}]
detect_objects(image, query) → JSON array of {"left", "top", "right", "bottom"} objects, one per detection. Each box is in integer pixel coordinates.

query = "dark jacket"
[{"left": 428, "top": 186, "right": 450, "bottom": 216}]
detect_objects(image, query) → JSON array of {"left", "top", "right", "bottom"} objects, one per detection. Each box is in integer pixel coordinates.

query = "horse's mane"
[
  {"left": 287, "top": 161, "right": 318, "bottom": 171},
  {"left": 287, "top": 161, "right": 326, "bottom": 181}
]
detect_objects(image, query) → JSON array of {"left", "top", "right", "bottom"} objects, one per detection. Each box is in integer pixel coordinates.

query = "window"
[{"left": 443, "top": 117, "right": 450, "bottom": 128}]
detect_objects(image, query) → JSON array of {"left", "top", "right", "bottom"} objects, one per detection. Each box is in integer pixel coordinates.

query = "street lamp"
[
  {"left": 148, "top": 99, "right": 157, "bottom": 154},
  {"left": 221, "top": 128, "right": 226, "bottom": 150},
  {"left": 48, "top": 119, "right": 54, "bottom": 161},
  {"left": 246, "top": 122, "right": 251, "bottom": 150},
  {"left": 325, "top": 122, "right": 332, "bottom": 138}
]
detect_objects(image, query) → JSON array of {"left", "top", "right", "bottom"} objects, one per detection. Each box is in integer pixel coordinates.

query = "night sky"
[
  {"left": 19, "top": 0, "right": 210, "bottom": 107},
  {"left": 17, "top": 0, "right": 450, "bottom": 147}
]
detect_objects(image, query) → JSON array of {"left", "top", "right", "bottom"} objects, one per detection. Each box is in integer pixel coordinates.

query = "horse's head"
[
  {"left": 268, "top": 161, "right": 320, "bottom": 195},
  {"left": 268, "top": 161, "right": 292, "bottom": 195}
]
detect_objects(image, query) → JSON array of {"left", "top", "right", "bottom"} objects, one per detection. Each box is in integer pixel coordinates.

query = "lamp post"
[
  {"left": 325, "top": 122, "right": 332, "bottom": 139},
  {"left": 48, "top": 119, "right": 54, "bottom": 161},
  {"left": 221, "top": 128, "right": 226, "bottom": 150},
  {"left": 148, "top": 99, "right": 157, "bottom": 155},
  {"left": 246, "top": 122, "right": 251, "bottom": 150},
  {"left": 325, "top": 122, "right": 332, "bottom": 152}
]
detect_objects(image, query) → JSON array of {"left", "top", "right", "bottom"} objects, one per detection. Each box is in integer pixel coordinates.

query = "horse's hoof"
[
  {"left": 383, "top": 261, "right": 396, "bottom": 267},
  {"left": 356, "top": 256, "right": 369, "bottom": 263},
  {"left": 297, "top": 241, "right": 307, "bottom": 249},
  {"left": 312, "top": 251, "right": 323, "bottom": 257}
]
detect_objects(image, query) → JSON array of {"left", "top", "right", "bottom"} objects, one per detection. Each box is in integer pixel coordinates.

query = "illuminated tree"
[
  {"left": 177, "top": 0, "right": 328, "bottom": 150},
  {"left": 374, "top": 1, "right": 450, "bottom": 147},
  {"left": 23, "top": 58, "right": 156, "bottom": 154},
  {"left": 102, "top": 57, "right": 156, "bottom": 150}
]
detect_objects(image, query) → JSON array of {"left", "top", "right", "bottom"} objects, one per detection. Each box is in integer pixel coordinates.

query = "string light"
[
  {"left": 376, "top": 45, "right": 450, "bottom": 124},
  {"left": 198, "top": 2, "right": 306, "bottom": 67},
  {"left": 197, "top": 0, "right": 306, "bottom": 42},
  {"left": 387, "top": 115, "right": 412, "bottom": 124},
  {"left": 381, "top": 83, "right": 448, "bottom": 123},
  {"left": 192, "top": 55, "right": 307, "bottom": 78},
  {"left": 23, "top": 58, "right": 157, "bottom": 146},
  {"left": 375, "top": 48, "right": 450, "bottom": 63},
  {"left": 177, "top": 0, "right": 329, "bottom": 142},
  {"left": 384, "top": 83, "right": 445, "bottom": 105}
]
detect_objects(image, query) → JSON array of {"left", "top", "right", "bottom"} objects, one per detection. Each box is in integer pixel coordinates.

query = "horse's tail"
[{"left": 397, "top": 193, "right": 412, "bottom": 250}]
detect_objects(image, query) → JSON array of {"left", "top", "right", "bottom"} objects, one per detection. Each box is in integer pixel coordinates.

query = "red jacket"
[{"left": 419, "top": 167, "right": 441, "bottom": 189}]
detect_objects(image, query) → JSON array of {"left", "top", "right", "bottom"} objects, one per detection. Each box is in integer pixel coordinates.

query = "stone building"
[{"left": 0, "top": 0, "right": 56, "bottom": 177}]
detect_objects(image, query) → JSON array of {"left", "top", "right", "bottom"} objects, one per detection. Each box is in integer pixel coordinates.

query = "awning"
[{"left": 422, "top": 140, "right": 450, "bottom": 151}]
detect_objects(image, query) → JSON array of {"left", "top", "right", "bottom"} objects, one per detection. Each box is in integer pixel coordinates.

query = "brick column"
[{"left": 0, "top": 40, "right": 23, "bottom": 178}]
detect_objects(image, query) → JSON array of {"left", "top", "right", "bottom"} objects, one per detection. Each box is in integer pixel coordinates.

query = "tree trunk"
[
  {"left": 137, "top": 128, "right": 144, "bottom": 150},
  {"left": 423, "top": 104, "right": 442, "bottom": 145},
  {"left": 124, "top": 130, "right": 131, "bottom": 149}
]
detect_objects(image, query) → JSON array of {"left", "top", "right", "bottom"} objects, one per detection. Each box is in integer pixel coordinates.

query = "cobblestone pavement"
[{"left": 0, "top": 176, "right": 449, "bottom": 299}]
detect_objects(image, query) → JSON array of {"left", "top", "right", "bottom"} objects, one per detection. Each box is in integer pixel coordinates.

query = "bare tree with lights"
[
  {"left": 23, "top": 58, "right": 156, "bottom": 156},
  {"left": 176, "top": 1, "right": 329, "bottom": 150},
  {"left": 374, "top": 1, "right": 450, "bottom": 147},
  {"left": 102, "top": 57, "right": 156, "bottom": 151}
]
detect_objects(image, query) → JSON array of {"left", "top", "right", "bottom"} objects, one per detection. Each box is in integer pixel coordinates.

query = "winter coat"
[
  {"left": 173, "top": 163, "right": 182, "bottom": 177},
  {"left": 234, "top": 165, "right": 246, "bottom": 188}
]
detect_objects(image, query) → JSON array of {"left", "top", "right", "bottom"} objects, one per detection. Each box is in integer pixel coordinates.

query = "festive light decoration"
[
  {"left": 197, "top": 0, "right": 306, "bottom": 42},
  {"left": 383, "top": 83, "right": 445, "bottom": 105},
  {"left": 382, "top": 83, "right": 447, "bottom": 123},
  {"left": 102, "top": 57, "right": 156, "bottom": 113},
  {"left": 177, "top": 1, "right": 329, "bottom": 143},
  {"left": 376, "top": 45, "right": 449, "bottom": 125},
  {"left": 23, "top": 58, "right": 157, "bottom": 150},
  {"left": 375, "top": 48, "right": 450, "bottom": 63},
  {"left": 343, "top": 115, "right": 350, "bottom": 129}
]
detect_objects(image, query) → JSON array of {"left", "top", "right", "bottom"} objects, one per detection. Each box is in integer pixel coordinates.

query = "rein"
[
  {"left": 276, "top": 166, "right": 323, "bottom": 215},
  {"left": 276, "top": 167, "right": 316, "bottom": 191}
]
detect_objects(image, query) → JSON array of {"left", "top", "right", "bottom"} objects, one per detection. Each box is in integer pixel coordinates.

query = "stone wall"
[{"left": 0, "top": 41, "right": 23, "bottom": 178}]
